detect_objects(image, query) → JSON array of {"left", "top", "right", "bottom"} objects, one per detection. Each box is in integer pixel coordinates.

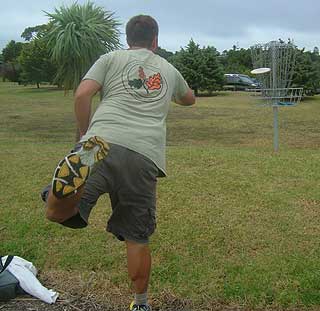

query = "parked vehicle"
[
  {"left": 250, "top": 77, "right": 263, "bottom": 89},
  {"left": 224, "top": 74, "right": 260, "bottom": 91}
]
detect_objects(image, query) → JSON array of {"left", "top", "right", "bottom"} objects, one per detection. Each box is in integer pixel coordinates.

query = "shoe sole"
[
  {"left": 52, "top": 153, "right": 90, "bottom": 199},
  {"left": 52, "top": 136, "right": 109, "bottom": 199}
]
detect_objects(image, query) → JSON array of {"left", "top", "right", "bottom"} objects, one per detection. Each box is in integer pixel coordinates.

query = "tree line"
[{"left": 1, "top": 2, "right": 320, "bottom": 96}]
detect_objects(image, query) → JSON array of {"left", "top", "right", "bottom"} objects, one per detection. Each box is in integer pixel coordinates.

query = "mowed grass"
[{"left": 1, "top": 82, "right": 320, "bottom": 309}]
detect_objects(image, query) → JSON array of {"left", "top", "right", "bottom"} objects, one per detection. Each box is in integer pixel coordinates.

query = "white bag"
[{"left": 1, "top": 256, "right": 59, "bottom": 304}]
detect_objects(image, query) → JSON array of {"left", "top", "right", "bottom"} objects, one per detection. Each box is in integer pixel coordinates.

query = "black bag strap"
[{"left": 0, "top": 255, "right": 14, "bottom": 274}]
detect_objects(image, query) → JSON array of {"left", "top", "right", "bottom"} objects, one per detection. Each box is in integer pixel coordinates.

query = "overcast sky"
[{"left": 1, "top": 0, "right": 320, "bottom": 53}]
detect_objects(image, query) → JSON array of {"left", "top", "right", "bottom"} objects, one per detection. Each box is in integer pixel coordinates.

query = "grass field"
[{"left": 1, "top": 82, "right": 320, "bottom": 310}]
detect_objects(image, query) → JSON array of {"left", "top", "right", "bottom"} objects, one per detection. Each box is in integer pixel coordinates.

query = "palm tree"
[{"left": 45, "top": 2, "right": 121, "bottom": 92}]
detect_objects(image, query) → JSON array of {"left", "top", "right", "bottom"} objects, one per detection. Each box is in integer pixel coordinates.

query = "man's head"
[{"left": 126, "top": 15, "right": 159, "bottom": 50}]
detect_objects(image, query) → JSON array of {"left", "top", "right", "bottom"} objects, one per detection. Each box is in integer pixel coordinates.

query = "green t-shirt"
[{"left": 81, "top": 48, "right": 189, "bottom": 176}]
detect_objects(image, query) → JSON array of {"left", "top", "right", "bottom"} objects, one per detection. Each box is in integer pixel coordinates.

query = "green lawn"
[{"left": 1, "top": 82, "right": 320, "bottom": 310}]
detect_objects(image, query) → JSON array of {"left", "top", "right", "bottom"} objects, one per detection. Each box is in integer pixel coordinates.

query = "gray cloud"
[{"left": 1, "top": 0, "right": 319, "bottom": 52}]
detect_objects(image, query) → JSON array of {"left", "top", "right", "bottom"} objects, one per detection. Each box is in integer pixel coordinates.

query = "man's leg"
[
  {"left": 105, "top": 145, "right": 157, "bottom": 310},
  {"left": 43, "top": 136, "right": 110, "bottom": 224},
  {"left": 126, "top": 241, "right": 151, "bottom": 294},
  {"left": 45, "top": 187, "right": 84, "bottom": 223}
]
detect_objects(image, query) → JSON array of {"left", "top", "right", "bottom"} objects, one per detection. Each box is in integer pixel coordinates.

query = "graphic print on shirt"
[{"left": 122, "top": 61, "right": 168, "bottom": 103}]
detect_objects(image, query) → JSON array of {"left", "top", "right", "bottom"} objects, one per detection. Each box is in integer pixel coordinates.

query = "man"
[{"left": 43, "top": 15, "right": 195, "bottom": 311}]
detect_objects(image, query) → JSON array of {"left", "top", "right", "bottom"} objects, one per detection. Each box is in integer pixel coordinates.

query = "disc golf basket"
[{"left": 250, "top": 40, "right": 303, "bottom": 152}]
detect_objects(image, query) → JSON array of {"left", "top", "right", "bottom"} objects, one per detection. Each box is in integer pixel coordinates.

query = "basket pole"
[
  {"left": 273, "top": 105, "right": 279, "bottom": 152},
  {"left": 271, "top": 42, "right": 279, "bottom": 152}
]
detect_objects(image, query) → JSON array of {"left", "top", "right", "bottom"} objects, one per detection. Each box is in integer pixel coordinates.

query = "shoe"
[
  {"left": 40, "top": 143, "right": 84, "bottom": 202},
  {"left": 130, "top": 301, "right": 152, "bottom": 311},
  {"left": 51, "top": 136, "right": 109, "bottom": 199}
]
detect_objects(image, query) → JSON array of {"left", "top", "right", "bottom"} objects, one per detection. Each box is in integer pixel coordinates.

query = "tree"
[
  {"left": 155, "top": 47, "right": 174, "bottom": 60},
  {"left": 21, "top": 24, "right": 49, "bottom": 41},
  {"left": 220, "top": 47, "right": 252, "bottom": 74},
  {"left": 19, "top": 24, "right": 57, "bottom": 87},
  {"left": 198, "top": 46, "right": 225, "bottom": 94},
  {"left": 2, "top": 40, "right": 24, "bottom": 63},
  {"left": 19, "top": 39, "right": 57, "bottom": 88},
  {"left": 2, "top": 40, "right": 25, "bottom": 83},
  {"left": 171, "top": 39, "right": 224, "bottom": 95},
  {"left": 0, "top": 53, "right": 6, "bottom": 81},
  {"left": 171, "top": 40, "right": 202, "bottom": 95},
  {"left": 44, "top": 2, "right": 121, "bottom": 91},
  {"left": 293, "top": 48, "right": 320, "bottom": 95}
]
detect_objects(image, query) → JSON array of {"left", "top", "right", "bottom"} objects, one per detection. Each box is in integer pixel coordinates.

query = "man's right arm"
[
  {"left": 174, "top": 88, "right": 195, "bottom": 106},
  {"left": 74, "top": 79, "right": 102, "bottom": 138},
  {"left": 173, "top": 69, "right": 196, "bottom": 106},
  {"left": 74, "top": 54, "right": 108, "bottom": 139}
]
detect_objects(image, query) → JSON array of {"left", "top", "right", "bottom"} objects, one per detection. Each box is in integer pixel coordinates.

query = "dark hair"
[{"left": 126, "top": 15, "right": 159, "bottom": 48}]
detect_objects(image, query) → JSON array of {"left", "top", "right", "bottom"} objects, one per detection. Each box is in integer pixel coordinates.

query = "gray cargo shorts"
[{"left": 61, "top": 143, "right": 158, "bottom": 244}]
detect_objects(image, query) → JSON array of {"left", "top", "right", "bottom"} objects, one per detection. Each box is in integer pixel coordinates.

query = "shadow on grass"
[
  {"left": 197, "top": 91, "right": 230, "bottom": 97},
  {"left": 16, "top": 86, "right": 64, "bottom": 93},
  {"left": 300, "top": 95, "right": 320, "bottom": 102}
]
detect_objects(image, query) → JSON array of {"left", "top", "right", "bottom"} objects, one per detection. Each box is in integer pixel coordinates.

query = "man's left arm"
[{"left": 74, "top": 79, "right": 102, "bottom": 138}]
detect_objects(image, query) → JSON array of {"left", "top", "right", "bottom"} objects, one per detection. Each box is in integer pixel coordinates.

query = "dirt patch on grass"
[
  {"left": 1, "top": 270, "right": 198, "bottom": 311},
  {"left": 2, "top": 296, "right": 319, "bottom": 311},
  {"left": 1, "top": 271, "right": 319, "bottom": 311}
]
